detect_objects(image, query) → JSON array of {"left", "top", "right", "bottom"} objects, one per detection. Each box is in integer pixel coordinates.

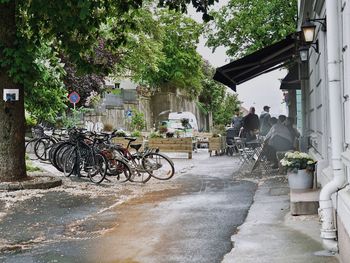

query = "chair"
[{"left": 234, "top": 137, "right": 256, "bottom": 169}]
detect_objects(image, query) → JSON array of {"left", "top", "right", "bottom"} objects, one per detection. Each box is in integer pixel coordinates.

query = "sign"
[
  {"left": 126, "top": 109, "right": 132, "bottom": 117},
  {"left": 3, "top": 89, "right": 19, "bottom": 102},
  {"left": 68, "top": 91, "right": 80, "bottom": 104}
]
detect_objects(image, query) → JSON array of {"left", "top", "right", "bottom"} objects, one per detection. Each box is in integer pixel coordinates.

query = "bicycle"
[{"left": 111, "top": 137, "right": 175, "bottom": 183}]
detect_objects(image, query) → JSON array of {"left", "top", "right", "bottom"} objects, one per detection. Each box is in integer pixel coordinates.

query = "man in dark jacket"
[{"left": 242, "top": 107, "right": 259, "bottom": 141}]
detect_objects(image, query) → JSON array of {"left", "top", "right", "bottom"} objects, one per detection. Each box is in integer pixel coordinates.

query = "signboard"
[
  {"left": 68, "top": 91, "right": 80, "bottom": 109},
  {"left": 126, "top": 109, "right": 132, "bottom": 117},
  {"left": 3, "top": 89, "right": 19, "bottom": 102}
]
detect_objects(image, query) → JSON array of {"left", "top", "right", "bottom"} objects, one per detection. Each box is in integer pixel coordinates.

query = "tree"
[
  {"left": 213, "top": 93, "right": 240, "bottom": 126},
  {"left": 142, "top": 10, "right": 204, "bottom": 98},
  {"left": 0, "top": 0, "right": 142, "bottom": 182},
  {"left": 0, "top": 0, "right": 210, "bottom": 182},
  {"left": 199, "top": 60, "right": 226, "bottom": 113},
  {"left": 159, "top": 0, "right": 218, "bottom": 21},
  {"left": 206, "top": 0, "right": 297, "bottom": 58}
]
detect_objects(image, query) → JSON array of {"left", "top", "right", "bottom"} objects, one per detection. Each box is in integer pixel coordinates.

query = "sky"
[{"left": 188, "top": 1, "right": 288, "bottom": 117}]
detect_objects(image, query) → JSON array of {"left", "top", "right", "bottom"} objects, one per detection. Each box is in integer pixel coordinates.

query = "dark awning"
[
  {"left": 280, "top": 63, "right": 300, "bottom": 90},
  {"left": 213, "top": 33, "right": 298, "bottom": 91}
]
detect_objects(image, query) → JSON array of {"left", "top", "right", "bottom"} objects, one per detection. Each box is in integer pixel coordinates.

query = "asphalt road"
[{"left": 0, "top": 152, "right": 256, "bottom": 263}]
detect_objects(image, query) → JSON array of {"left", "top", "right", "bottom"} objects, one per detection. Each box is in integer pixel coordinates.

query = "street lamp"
[
  {"left": 300, "top": 16, "right": 326, "bottom": 54},
  {"left": 299, "top": 46, "right": 309, "bottom": 62},
  {"left": 301, "top": 20, "right": 316, "bottom": 44}
]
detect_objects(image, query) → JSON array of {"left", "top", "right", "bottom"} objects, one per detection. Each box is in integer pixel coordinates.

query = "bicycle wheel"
[
  {"left": 34, "top": 138, "right": 55, "bottom": 161},
  {"left": 63, "top": 148, "right": 77, "bottom": 177},
  {"left": 54, "top": 142, "right": 74, "bottom": 172},
  {"left": 128, "top": 156, "right": 152, "bottom": 183},
  {"left": 142, "top": 152, "right": 175, "bottom": 180},
  {"left": 25, "top": 138, "right": 38, "bottom": 159},
  {"left": 87, "top": 153, "right": 107, "bottom": 184},
  {"left": 106, "top": 157, "right": 132, "bottom": 183}
]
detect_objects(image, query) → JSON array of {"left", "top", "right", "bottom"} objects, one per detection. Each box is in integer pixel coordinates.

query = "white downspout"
[{"left": 318, "top": 0, "right": 346, "bottom": 252}]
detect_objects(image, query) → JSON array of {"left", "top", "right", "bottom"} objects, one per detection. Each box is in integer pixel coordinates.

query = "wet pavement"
[{"left": 0, "top": 151, "right": 257, "bottom": 263}]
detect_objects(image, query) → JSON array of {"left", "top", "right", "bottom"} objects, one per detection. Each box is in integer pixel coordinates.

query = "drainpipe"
[{"left": 318, "top": 0, "right": 346, "bottom": 252}]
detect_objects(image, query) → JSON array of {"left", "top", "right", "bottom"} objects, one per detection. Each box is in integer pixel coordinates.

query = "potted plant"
[{"left": 280, "top": 151, "right": 317, "bottom": 189}]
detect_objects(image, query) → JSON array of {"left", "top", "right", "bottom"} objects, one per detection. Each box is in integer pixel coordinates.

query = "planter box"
[
  {"left": 208, "top": 136, "right": 226, "bottom": 156},
  {"left": 148, "top": 137, "right": 193, "bottom": 159}
]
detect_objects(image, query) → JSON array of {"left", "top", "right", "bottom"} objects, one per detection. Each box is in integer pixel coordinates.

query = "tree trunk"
[{"left": 0, "top": 1, "right": 27, "bottom": 182}]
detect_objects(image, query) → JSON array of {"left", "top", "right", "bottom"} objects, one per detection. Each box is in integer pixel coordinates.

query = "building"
[
  {"left": 298, "top": 0, "right": 350, "bottom": 261},
  {"left": 213, "top": 1, "right": 350, "bottom": 260}
]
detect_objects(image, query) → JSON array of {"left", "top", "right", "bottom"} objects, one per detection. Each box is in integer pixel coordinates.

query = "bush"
[
  {"left": 149, "top": 132, "right": 163, "bottom": 138},
  {"left": 131, "top": 130, "right": 142, "bottom": 137},
  {"left": 115, "top": 130, "right": 127, "bottom": 137}
]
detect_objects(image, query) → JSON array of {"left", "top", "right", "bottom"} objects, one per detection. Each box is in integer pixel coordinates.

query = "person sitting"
[{"left": 264, "top": 115, "right": 294, "bottom": 168}]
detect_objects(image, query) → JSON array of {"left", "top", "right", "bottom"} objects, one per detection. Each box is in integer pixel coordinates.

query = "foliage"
[
  {"left": 131, "top": 130, "right": 142, "bottom": 137},
  {"left": 212, "top": 124, "right": 226, "bottom": 136},
  {"left": 130, "top": 108, "right": 146, "bottom": 131},
  {"left": 280, "top": 151, "right": 317, "bottom": 171},
  {"left": 199, "top": 61, "right": 227, "bottom": 112},
  {"left": 114, "top": 129, "right": 127, "bottom": 137},
  {"left": 213, "top": 93, "right": 240, "bottom": 126},
  {"left": 138, "top": 10, "right": 204, "bottom": 98},
  {"left": 206, "top": 0, "right": 298, "bottom": 58},
  {"left": 149, "top": 131, "right": 163, "bottom": 138},
  {"left": 26, "top": 162, "right": 41, "bottom": 172},
  {"left": 25, "top": 111, "right": 37, "bottom": 128},
  {"left": 158, "top": 0, "right": 218, "bottom": 21},
  {"left": 59, "top": 107, "right": 91, "bottom": 129},
  {"left": 85, "top": 90, "right": 101, "bottom": 107}
]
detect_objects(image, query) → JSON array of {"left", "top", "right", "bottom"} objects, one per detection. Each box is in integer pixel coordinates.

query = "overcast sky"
[{"left": 188, "top": 1, "right": 288, "bottom": 117}]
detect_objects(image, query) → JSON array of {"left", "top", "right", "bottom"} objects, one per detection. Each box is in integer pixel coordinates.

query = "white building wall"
[{"left": 300, "top": 0, "right": 350, "bottom": 260}]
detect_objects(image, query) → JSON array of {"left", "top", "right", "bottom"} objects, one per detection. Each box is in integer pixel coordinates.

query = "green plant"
[
  {"left": 130, "top": 108, "right": 146, "bottom": 131},
  {"left": 212, "top": 124, "right": 226, "bottom": 136},
  {"left": 280, "top": 151, "right": 317, "bottom": 172},
  {"left": 131, "top": 130, "right": 142, "bottom": 137},
  {"left": 115, "top": 130, "right": 127, "bottom": 137},
  {"left": 25, "top": 111, "right": 37, "bottom": 128},
  {"left": 149, "top": 132, "right": 163, "bottom": 138},
  {"left": 60, "top": 107, "right": 92, "bottom": 129}
]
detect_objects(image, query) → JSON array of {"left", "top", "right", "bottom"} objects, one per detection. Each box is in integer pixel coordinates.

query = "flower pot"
[{"left": 287, "top": 169, "right": 313, "bottom": 189}]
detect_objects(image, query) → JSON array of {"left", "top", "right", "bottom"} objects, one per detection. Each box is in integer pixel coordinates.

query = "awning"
[
  {"left": 213, "top": 33, "right": 298, "bottom": 91},
  {"left": 280, "top": 63, "right": 300, "bottom": 90}
]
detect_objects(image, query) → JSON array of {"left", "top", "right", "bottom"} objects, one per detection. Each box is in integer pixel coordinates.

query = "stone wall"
[{"left": 84, "top": 88, "right": 210, "bottom": 132}]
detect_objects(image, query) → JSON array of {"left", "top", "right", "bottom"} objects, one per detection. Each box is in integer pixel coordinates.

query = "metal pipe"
[{"left": 318, "top": 0, "right": 346, "bottom": 252}]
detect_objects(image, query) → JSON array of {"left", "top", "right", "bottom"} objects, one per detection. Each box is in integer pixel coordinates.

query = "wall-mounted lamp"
[
  {"left": 301, "top": 16, "right": 326, "bottom": 54},
  {"left": 299, "top": 46, "right": 309, "bottom": 62}
]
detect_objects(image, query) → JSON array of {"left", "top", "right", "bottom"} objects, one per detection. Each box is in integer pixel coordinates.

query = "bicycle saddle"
[{"left": 130, "top": 144, "right": 142, "bottom": 151}]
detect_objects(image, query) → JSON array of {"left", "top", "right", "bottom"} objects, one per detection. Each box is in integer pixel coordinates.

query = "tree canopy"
[{"left": 206, "top": 0, "right": 297, "bottom": 59}]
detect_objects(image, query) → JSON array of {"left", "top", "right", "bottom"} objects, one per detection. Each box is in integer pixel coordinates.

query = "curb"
[{"left": 0, "top": 173, "right": 62, "bottom": 191}]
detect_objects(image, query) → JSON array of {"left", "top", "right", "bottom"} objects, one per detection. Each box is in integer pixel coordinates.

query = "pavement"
[{"left": 0, "top": 149, "right": 340, "bottom": 262}]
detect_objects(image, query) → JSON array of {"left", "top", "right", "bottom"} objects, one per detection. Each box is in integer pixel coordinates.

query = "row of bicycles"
[{"left": 25, "top": 126, "right": 175, "bottom": 184}]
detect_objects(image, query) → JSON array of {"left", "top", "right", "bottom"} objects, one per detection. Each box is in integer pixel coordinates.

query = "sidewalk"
[{"left": 222, "top": 174, "right": 339, "bottom": 263}]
